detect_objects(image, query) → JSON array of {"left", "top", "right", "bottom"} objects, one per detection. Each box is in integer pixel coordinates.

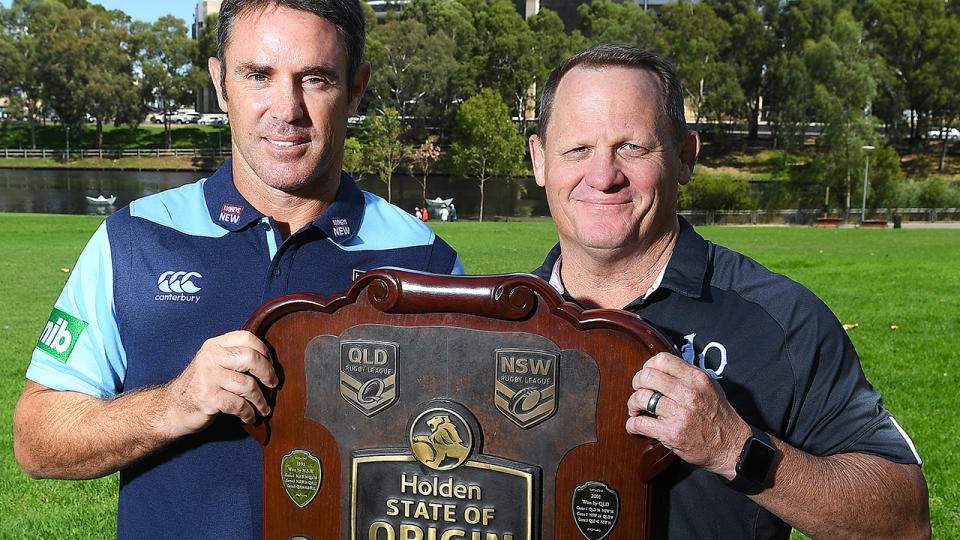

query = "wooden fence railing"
[{"left": 0, "top": 148, "right": 231, "bottom": 159}]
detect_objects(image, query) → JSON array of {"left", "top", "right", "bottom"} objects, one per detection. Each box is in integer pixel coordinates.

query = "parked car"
[
  {"left": 179, "top": 111, "right": 202, "bottom": 124},
  {"left": 150, "top": 111, "right": 196, "bottom": 124},
  {"left": 198, "top": 114, "right": 229, "bottom": 126},
  {"left": 926, "top": 127, "right": 960, "bottom": 140}
]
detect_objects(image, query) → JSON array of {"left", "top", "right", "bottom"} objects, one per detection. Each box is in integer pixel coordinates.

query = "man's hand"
[
  {"left": 626, "top": 352, "right": 751, "bottom": 479},
  {"left": 160, "top": 330, "right": 278, "bottom": 439}
]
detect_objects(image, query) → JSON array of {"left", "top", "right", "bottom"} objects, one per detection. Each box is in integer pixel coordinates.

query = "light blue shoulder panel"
[
  {"left": 26, "top": 222, "right": 127, "bottom": 397},
  {"left": 129, "top": 178, "right": 229, "bottom": 238},
  {"left": 340, "top": 192, "right": 438, "bottom": 251}
]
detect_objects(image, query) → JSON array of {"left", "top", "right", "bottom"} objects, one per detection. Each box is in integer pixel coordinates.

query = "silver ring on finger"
[{"left": 646, "top": 391, "right": 663, "bottom": 416}]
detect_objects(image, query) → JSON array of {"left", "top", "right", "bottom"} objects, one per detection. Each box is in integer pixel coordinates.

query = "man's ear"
[
  {"left": 349, "top": 62, "right": 372, "bottom": 115},
  {"left": 208, "top": 57, "right": 228, "bottom": 111},
  {"left": 530, "top": 135, "right": 546, "bottom": 188},
  {"left": 677, "top": 131, "right": 701, "bottom": 186}
]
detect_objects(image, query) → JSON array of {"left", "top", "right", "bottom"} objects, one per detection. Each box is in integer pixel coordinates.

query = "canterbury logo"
[{"left": 158, "top": 271, "right": 202, "bottom": 293}]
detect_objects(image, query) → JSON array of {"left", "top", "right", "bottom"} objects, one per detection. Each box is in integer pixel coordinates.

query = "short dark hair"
[
  {"left": 537, "top": 44, "right": 687, "bottom": 148},
  {"left": 215, "top": 0, "right": 366, "bottom": 98}
]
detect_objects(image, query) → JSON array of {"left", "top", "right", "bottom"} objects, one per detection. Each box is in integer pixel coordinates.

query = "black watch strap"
[{"left": 725, "top": 426, "right": 778, "bottom": 494}]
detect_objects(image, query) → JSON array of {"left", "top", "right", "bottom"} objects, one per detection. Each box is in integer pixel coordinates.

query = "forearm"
[
  {"left": 13, "top": 380, "right": 176, "bottom": 480},
  {"left": 754, "top": 437, "right": 930, "bottom": 539}
]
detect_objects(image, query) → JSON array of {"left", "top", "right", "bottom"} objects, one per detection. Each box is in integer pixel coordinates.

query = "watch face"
[{"left": 737, "top": 437, "right": 777, "bottom": 482}]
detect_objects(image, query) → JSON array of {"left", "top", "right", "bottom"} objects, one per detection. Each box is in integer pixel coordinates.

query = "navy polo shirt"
[
  {"left": 533, "top": 218, "right": 921, "bottom": 539},
  {"left": 28, "top": 160, "right": 463, "bottom": 538}
]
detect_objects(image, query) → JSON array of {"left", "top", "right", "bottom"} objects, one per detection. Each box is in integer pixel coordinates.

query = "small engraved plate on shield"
[
  {"left": 339, "top": 340, "right": 399, "bottom": 416},
  {"left": 281, "top": 449, "right": 322, "bottom": 508},
  {"left": 494, "top": 348, "right": 559, "bottom": 428},
  {"left": 572, "top": 481, "right": 620, "bottom": 540}
]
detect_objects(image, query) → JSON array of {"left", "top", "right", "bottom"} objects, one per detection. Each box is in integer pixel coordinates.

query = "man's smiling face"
[
  {"left": 210, "top": 4, "right": 365, "bottom": 197},
  {"left": 531, "top": 65, "right": 692, "bottom": 255}
]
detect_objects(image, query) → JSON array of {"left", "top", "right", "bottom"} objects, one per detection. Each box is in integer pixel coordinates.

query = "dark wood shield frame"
[{"left": 242, "top": 269, "right": 675, "bottom": 540}]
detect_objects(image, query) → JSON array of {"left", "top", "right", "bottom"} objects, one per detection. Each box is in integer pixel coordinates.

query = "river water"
[{"left": 0, "top": 167, "right": 549, "bottom": 219}]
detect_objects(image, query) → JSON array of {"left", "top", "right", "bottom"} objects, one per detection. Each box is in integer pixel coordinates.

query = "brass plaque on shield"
[{"left": 351, "top": 399, "right": 541, "bottom": 540}]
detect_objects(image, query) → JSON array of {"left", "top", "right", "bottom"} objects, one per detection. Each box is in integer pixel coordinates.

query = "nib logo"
[{"left": 37, "top": 308, "right": 87, "bottom": 363}]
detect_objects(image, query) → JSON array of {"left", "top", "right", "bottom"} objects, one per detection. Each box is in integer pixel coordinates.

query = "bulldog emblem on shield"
[
  {"left": 494, "top": 348, "right": 559, "bottom": 428},
  {"left": 340, "top": 340, "right": 399, "bottom": 416}
]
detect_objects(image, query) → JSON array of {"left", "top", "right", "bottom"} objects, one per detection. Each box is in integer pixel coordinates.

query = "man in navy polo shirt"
[
  {"left": 528, "top": 44, "right": 930, "bottom": 538},
  {"left": 13, "top": 1, "right": 462, "bottom": 538}
]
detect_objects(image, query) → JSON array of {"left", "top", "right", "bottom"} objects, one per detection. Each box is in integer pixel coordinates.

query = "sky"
[{"left": 0, "top": 1, "right": 200, "bottom": 25}]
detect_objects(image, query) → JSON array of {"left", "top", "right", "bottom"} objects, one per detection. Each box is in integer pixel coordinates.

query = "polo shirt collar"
[
  {"left": 203, "top": 160, "right": 264, "bottom": 231},
  {"left": 656, "top": 216, "right": 709, "bottom": 299},
  {"left": 202, "top": 161, "right": 364, "bottom": 243},
  {"left": 310, "top": 171, "right": 364, "bottom": 244}
]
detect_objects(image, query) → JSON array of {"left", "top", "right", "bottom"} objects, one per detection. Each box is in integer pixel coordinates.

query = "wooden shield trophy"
[{"left": 242, "top": 269, "right": 675, "bottom": 540}]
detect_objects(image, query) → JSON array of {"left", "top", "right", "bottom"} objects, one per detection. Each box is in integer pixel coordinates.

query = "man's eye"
[
  {"left": 305, "top": 76, "right": 331, "bottom": 87},
  {"left": 620, "top": 143, "right": 648, "bottom": 156},
  {"left": 249, "top": 73, "right": 267, "bottom": 82},
  {"left": 566, "top": 146, "right": 588, "bottom": 155}
]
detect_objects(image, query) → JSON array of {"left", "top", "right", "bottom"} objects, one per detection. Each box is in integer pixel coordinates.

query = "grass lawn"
[{"left": 1, "top": 216, "right": 957, "bottom": 537}]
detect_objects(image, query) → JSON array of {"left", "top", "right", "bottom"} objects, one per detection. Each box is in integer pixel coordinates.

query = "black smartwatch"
[{"left": 725, "top": 426, "right": 778, "bottom": 494}]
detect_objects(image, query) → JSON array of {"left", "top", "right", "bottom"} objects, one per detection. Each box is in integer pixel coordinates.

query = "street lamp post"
[
  {"left": 65, "top": 126, "right": 70, "bottom": 161},
  {"left": 861, "top": 145, "right": 874, "bottom": 225}
]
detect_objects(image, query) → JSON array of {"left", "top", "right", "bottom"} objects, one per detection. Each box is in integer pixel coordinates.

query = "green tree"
[
  {"left": 366, "top": 18, "right": 456, "bottom": 139},
  {"left": 134, "top": 15, "right": 197, "bottom": 148},
  {"left": 0, "top": 0, "right": 67, "bottom": 148},
  {"left": 866, "top": 144, "right": 905, "bottom": 209},
  {"left": 805, "top": 11, "right": 882, "bottom": 214},
  {"left": 526, "top": 9, "right": 574, "bottom": 133},
  {"left": 465, "top": 0, "right": 541, "bottom": 125},
  {"left": 408, "top": 135, "right": 442, "bottom": 203},
  {"left": 914, "top": 14, "right": 960, "bottom": 170},
  {"left": 576, "top": 0, "right": 657, "bottom": 48},
  {"left": 399, "top": 0, "right": 478, "bottom": 139},
  {"left": 450, "top": 88, "right": 526, "bottom": 222},
  {"left": 362, "top": 108, "right": 406, "bottom": 203},
  {"left": 765, "top": 52, "right": 815, "bottom": 160},
  {"left": 863, "top": 0, "right": 947, "bottom": 142},
  {"left": 658, "top": 0, "right": 730, "bottom": 125},
  {"left": 706, "top": 0, "right": 778, "bottom": 138},
  {"left": 36, "top": 5, "right": 138, "bottom": 149}
]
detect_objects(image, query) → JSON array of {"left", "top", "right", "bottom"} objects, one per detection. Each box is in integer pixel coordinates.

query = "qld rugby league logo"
[
  {"left": 340, "top": 340, "right": 399, "bottom": 416},
  {"left": 494, "top": 348, "right": 558, "bottom": 429}
]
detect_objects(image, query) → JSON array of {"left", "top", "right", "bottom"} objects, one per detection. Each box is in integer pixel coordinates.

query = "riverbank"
[{"left": 0, "top": 155, "right": 225, "bottom": 172}]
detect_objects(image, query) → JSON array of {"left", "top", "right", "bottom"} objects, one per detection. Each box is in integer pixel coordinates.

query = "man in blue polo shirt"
[
  {"left": 528, "top": 44, "right": 930, "bottom": 538},
  {"left": 13, "top": 1, "right": 462, "bottom": 538}
]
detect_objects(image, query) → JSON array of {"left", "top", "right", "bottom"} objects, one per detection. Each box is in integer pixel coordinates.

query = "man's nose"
[
  {"left": 584, "top": 150, "right": 626, "bottom": 191},
  {"left": 270, "top": 79, "right": 304, "bottom": 123}
]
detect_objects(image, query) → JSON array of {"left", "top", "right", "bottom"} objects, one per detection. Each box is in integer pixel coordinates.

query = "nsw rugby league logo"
[{"left": 494, "top": 348, "right": 558, "bottom": 429}]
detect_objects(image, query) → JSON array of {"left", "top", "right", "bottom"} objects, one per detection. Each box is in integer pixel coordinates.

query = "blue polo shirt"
[
  {"left": 532, "top": 218, "right": 921, "bottom": 539},
  {"left": 27, "top": 160, "right": 464, "bottom": 538}
]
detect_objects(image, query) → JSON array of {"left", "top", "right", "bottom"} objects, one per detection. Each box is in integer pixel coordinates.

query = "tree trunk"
[
  {"left": 96, "top": 118, "right": 104, "bottom": 150},
  {"left": 478, "top": 176, "right": 486, "bottom": 223},
  {"left": 747, "top": 94, "right": 760, "bottom": 140},
  {"left": 165, "top": 119, "right": 172, "bottom": 149},
  {"left": 938, "top": 138, "right": 947, "bottom": 172}
]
